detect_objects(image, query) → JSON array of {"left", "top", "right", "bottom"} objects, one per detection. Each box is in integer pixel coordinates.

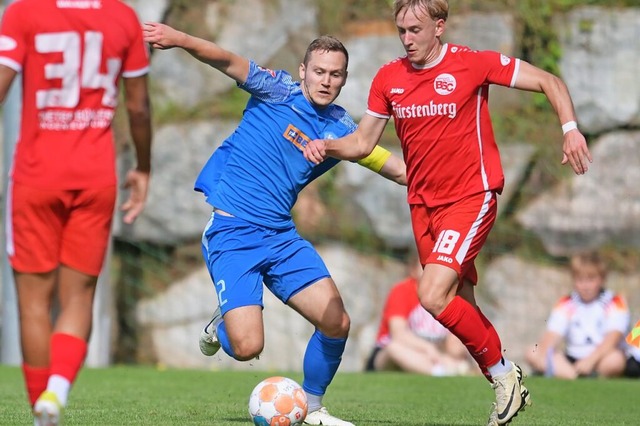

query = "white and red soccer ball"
[{"left": 248, "top": 376, "right": 308, "bottom": 426}]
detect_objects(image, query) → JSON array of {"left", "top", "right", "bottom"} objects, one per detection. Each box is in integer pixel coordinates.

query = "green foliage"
[
  {"left": 153, "top": 87, "right": 249, "bottom": 124},
  {"left": 165, "top": 0, "right": 217, "bottom": 38},
  {"left": 2, "top": 365, "right": 639, "bottom": 425},
  {"left": 316, "top": 0, "right": 394, "bottom": 35},
  {"left": 214, "top": 87, "right": 251, "bottom": 118}
]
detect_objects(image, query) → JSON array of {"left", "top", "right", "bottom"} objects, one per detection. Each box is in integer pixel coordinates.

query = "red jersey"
[
  {"left": 0, "top": 0, "right": 149, "bottom": 189},
  {"left": 367, "top": 44, "right": 519, "bottom": 206},
  {"left": 374, "top": 277, "right": 449, "bottom": 348}
]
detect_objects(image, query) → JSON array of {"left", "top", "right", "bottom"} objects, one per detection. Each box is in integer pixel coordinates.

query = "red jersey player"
[
  {"left": 304, "top": 1, "right": 592, "bottom": 425},
  {"left": 0, "top": 1, "right": 151, "bottom": 424}
]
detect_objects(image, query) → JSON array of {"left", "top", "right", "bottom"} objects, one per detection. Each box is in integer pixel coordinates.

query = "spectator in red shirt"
[{"left": 366, "top": 254, "right": 474, "bottom": 376}]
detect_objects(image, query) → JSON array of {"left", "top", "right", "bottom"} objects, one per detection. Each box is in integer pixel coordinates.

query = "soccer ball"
[{"left": 248, "top": 376, "right": 308, "bottom": 426}]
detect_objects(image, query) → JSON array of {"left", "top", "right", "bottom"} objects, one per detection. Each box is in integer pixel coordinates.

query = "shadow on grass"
[{"left": 360, "top": 421, "right": 479, "bottom": 426}]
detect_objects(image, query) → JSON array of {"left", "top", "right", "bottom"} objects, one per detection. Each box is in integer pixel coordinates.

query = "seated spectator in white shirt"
[{"left": 526, "top": 252, "right": 630, "bottom": 379}]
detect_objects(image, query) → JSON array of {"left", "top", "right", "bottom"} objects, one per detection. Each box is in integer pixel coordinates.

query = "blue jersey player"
[{"left": 143, "top": 22, "right": 406, "bottom": 426}]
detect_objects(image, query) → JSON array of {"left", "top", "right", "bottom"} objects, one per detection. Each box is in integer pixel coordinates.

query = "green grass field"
[{"left": 0, "top": 365, "right": 637, "bottom": 425}]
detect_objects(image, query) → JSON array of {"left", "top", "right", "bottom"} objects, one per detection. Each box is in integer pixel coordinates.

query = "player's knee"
[
  {"left": 419, "top": 292, "right": 447, "bottom": 316},
  {"left": 232, "top": 339, "right": 263, "bottom": 361},
  {"left": 597, "top": 350, "right": 626, "bottom": 377},
  {"left": 524, "top": 345, "right": 539, "bottom": 364},
  {"left": 525, "top": 354, "right": 545, "bottom": 374},
  {"left": 19, "top": 300, "right": 52, "bottom": 323},
  {"left": 417, "top": 281, "right": 452, "bottom": 316},
  {"left": 337, "top": 312, "right": 351, "bottom": 336},
  {"left": 319, "top": 311, "right": 350, "bottom": 338}
]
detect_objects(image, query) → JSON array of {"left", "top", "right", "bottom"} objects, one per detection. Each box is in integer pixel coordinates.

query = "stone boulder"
[
  {"left": 558, "top": 7, "right": 640, "bottom": 134},
  {"left": 518, "top": 131, "right": 640, "bottom": 256},
  {"left": 113, "top": 120, "right": 237, "bottom": 243}
]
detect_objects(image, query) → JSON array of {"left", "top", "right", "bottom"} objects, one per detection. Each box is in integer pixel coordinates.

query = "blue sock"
[
  {"left": 302, "top": 330, "right": 347, "bottom": 398},
  {"left": 217, "top": 321, "right": 236, "bottom": 358}
]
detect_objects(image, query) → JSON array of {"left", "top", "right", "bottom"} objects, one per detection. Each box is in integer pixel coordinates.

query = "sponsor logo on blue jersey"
[{"left": 284, "top": 124, "right": 311, "bottom": 150}]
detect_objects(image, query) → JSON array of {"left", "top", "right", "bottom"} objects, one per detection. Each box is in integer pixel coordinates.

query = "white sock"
[
  {"left": 430, "top": 363, "right": 449, "bottom": 376},
  {"left": 488, "top": 357, "right": 513, "bottom": 378},
  {"left": 47, "top": 374, "right": 71, "bottom": 406},
  {"left": 305, "top": 393, "right": 322, "bottom": 412}
]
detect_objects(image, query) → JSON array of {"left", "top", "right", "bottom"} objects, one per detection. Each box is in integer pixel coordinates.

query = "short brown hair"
[{"left": 303, "top": 35, "right": 349, "bottom": 69}]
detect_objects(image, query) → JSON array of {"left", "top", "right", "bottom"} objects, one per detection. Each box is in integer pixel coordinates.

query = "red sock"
[
  {"left": 436, "top": 296, "right": 502, "bottom": 371},
  {"left": 22, "top": 363, "right": 50, "bottom": 406},
  {"left": 476, "top": 306, "right": 503, "bottom": 381},
  {"left": 50, "top": 333, "right": 88, "bottom": 383},
  {"left": 477, "top": 307, "right": 502, "bottom": 356}
]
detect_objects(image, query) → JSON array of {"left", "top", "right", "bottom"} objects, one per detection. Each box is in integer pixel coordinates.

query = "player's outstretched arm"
[
  {"left": 143, "top": 22, "right": 249, "bottom": 84},
  {"left": 514, "top": 61, "right": 592, "bottom": 175},
  {"left": 304, "top": 114, "right": 388, "bottom": 164},
  {"left": 121, "top": 75, "right": 152, "bottom": 224}
]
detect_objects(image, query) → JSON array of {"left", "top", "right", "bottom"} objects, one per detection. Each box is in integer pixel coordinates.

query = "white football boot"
[
  {"left": 33, "top": 391, "right": 63, "bottom": 426},
  {"left": 304, "top": 406, "right": 355, "bottom": 426},
  {"left": 199, "top": 306, "right": 222, "bottom": 356},
  {"left": 490, "top": 362, "right": 531, "bottom": 424}
]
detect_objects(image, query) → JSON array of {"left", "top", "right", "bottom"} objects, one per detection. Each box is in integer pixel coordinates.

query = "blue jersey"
[{"left": 195, "top": 61, "right": 357, "bottom": 229}]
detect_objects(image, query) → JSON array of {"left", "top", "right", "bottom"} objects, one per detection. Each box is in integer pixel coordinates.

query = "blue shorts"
[{"left": 201, "top": 212, "right": 331, "bottom": 315}]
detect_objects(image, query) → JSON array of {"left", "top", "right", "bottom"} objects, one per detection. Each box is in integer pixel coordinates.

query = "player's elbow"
[
  {"left": 349, "top": 142, "right": 375, "bottom": 160},
  {"left": 123, "top": 76, "right": 151, "bottom": 123},
  {"left": 395, "top": 167, "right": 407, "bottom": 186},
  {"left": 386, "top": 159, "right": 407, "bottom": 186},
  {"left": 358, "top": 145, "right": 375, "bottom": 159},
  {"left": 127, "top": 101, "right": 151, "bottom": 125}
]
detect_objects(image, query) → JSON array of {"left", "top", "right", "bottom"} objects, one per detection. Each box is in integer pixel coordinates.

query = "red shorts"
[
  {"left": 7, "top": 182, "right": 116, "bottom": 276},
  {"left": 410, "top": 191, "right": 497, "bottom": 285}
]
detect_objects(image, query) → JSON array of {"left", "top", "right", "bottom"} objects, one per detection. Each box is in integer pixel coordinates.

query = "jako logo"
[
  {"left": 474, "top": 347, "right": 489, "bottom": 356},
  {"left": 434, "top": 73, "right": 456, "bottom": 95},
  {"left": 390, "top": 87, "right": 405, "bottom": 94},
  {"left": 436, "top": 255, "right": 453, "bottom": 264}
]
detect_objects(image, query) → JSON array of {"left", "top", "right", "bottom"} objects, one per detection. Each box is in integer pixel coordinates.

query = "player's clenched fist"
[{"left": 304, "top": 139, "right": 328, "bottom": 165}]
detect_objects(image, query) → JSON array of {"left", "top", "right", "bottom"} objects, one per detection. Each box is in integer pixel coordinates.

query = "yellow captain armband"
[{"left": 356, "top": 145, "right": 392, "bottom": 173}]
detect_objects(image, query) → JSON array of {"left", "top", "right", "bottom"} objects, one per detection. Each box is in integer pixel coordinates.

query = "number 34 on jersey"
[{"left": 36, "top": 30, "right": 121, "bottom": 131}]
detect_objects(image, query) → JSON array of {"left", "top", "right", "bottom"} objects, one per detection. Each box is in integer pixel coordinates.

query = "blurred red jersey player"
[{"left": 0, "top": 1, "right": 152, "bottom": 424}]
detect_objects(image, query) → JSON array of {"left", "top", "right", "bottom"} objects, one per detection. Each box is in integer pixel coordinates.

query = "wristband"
[{"left": 562, "top": 121, "right": 578, "bottom": 135}]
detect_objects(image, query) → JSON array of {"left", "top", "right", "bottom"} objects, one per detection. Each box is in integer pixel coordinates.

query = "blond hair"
[
  {"left": 393, "top": 0, "right": 449, "bottom": 22},
  {"left": 570, "top": 252, "right": 607, "bottom": 278}
]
